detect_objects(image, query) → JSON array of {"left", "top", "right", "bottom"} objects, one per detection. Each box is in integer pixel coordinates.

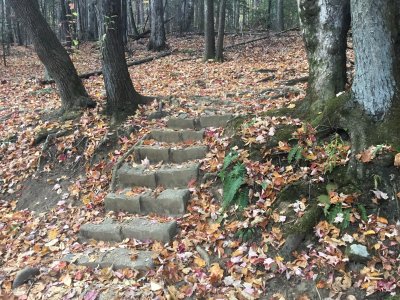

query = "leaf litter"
[{"left": 0, "top": 33, "right": 399, "bottom": 299}]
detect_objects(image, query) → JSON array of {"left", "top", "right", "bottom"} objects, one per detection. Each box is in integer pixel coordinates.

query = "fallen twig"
[{"left": 40, "top": 51, "right": 172, "bottom": 85}]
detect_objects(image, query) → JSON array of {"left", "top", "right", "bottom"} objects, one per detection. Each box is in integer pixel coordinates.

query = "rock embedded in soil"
[
  {"left": 13, "top": 267, "right": 40, "bottom": 289},
  {"left": 348, "top": 244, "right": 371, "bottom": 263}
]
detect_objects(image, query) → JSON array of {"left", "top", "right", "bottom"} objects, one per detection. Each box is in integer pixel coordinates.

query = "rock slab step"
[
  {"left": 105, "top": 188, "right": 190, "bottom": 216},
  {"left": 135, "top": 145, "right": 207, "bottom": 163},
  {"left": 149, "top": 129, "right": 205, "bottom": 143},
  {"left": 79, "top": 218, "right": 177, "bottom": 243},
  {"left": 118, "top": 163, "right": 200, "bottom": 188},
  {"left": 167, "top": 114, "right": 233, "bottom": 130},
  {"left": 63, "top": 248, "right": 154, "bottom": 271}
]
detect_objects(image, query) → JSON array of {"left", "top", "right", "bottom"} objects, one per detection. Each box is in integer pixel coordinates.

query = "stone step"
[
  {"left": 79, "top": 218, "right": 178, "bottom": 243},
  {"left": 135, "top": 145, "right": 207, "bottom": 163},
  {"left": 117, "top": 163, "right": 200, "bottom": 188},
  {"left": 149, "top": 129, "right": 205, "bottom": 143},
  {"left": 167, "top": 114, "right": 233, "bottom": 130},
  {"left": 105, "top": 188, "right": 190, "bottom": 216},
  {"left": 63, "top": 248, "right": 154, "bottom": 271}
]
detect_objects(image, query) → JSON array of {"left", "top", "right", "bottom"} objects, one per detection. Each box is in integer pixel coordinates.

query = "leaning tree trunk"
[
  {"left": 9, "top": 0, "right": 95, "bottom": 112},
  {"left": 148, "top": 0, "right": 167, "bottom": 51},
  {"left": 203, "top": 0, "right": 215, "bottom": 60},
  {"left": 101, "top": 0, "right": 147, "bottom": 122},
  {"left": 298, "top": 0, "right": 350, "bottom": 110},
  {"left": 215, "top": 0, "right": 226, "bottom": 62}
]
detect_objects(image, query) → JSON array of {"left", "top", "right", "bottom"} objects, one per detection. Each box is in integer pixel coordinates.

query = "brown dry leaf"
[{"left": 394, "top": 153, "right": 400, "bottom": 167}]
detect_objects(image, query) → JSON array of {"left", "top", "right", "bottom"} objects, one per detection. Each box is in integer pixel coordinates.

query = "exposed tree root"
[{"left": 36, "top": 129, "right": 72, "bottom": 173}]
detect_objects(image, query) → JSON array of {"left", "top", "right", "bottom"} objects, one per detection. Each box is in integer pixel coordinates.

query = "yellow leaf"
[
  {"left": 48, "top": 229, "right": 59, "bottom": 240},
  {"left": 209, "top": 263, "right": 224, "bottom": 281},
  {"left": 364, "top": 230, "right": 376, "bottom": 236},
  {"left": 82, "top": 196, "right": 91, "bottom": 205},
  {"left": 287, "top": 103, "right": 296, "bottom": 109},
  {"left": 61, "top": 274, "right": 72, "bottom": 286},
  {"left": 194, "top": 257, "right": 206, "bottom": 267}
]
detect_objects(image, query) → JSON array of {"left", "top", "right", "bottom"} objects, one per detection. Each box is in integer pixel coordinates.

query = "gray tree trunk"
[
  {"left": 9, "top": 0, "right": 95, "bottom": 112},
  {"left": 203, "top": 0, "right": 215, "bottom": 60},
  {"left": 351, "top": 0, "right": 400, "bottom": 120},
  {"left": 148, "top": 0, "right": 166, "bottom": 50},
  {"left": 276, "top": 0, "right": 284, "bottom": 31},
  {"left": 298, "top": 0, "right": 350, "bottom": 107},
  {"left": 215, "top": 0, "right": 226, "bottom": 61}
]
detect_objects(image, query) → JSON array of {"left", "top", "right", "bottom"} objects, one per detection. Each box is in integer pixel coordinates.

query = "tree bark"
[
  {"left": 351, "top": 0, "right": 400, "bottom": 120},
  {"left": 101, "top": 0, "right": 147, "bottom": 122},
  {"left": 276, "top": 0, "right": 284, "bottom": 31},
  {"left": 148, "top": 0, "right": 167, "bottom": 50},
  {"left": 203, "top": 0, "right": 215, "bottom": 60},
  {"left": 215, "top": 0, "right": 226, "bottom": 61},
  {"left": 298, "top": 0, "right": 350, "bottom": 109},
  {"left": 9, "top": 0, "right": 95, "bottom": 112}
]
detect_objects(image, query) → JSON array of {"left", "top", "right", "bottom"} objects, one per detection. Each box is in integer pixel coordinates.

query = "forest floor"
[{"left": 0, "top": 32, "right": 399, "bottom": 300}]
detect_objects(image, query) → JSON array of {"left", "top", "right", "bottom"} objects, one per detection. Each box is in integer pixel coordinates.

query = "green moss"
[
  {"left": 265, "top": 124, "right": 298, "bottom": 148},
  {"left": 288, "top": 202, "right": 322, "bottom": 235}
]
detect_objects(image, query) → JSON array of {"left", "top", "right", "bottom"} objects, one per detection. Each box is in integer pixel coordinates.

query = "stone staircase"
[{"left": 64, "top": 113, "right": 233, "bottom": 272}]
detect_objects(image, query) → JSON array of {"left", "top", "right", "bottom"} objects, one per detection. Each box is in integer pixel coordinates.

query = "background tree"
[
  {"left": 203, "top": 0, "right": 215, "bottom": 60},
  {"left": 275, "top": 0, "right": 284, "bottom": 31},
  {"left": 9, "top": 0, "right": 95, "bottom": 113},
  {"left": 215, "top": 0, "right": 226, "bottom": 61},
  {"left": 100, "top": 0, "right": 151, "bottom": 122},
  {"left": 148, "top": 0, "right": 167, "bottom": 50}
]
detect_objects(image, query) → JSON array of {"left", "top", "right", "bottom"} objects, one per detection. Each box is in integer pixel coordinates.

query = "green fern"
[
  {"left": 219, "top": 151, "right": 239, "bottom": 181},
  {"left": 288, "top": 144, "right": 302, "bottom": 163},
  {"left": 222, "top": 163, "right": 246, "bottom": 209}
]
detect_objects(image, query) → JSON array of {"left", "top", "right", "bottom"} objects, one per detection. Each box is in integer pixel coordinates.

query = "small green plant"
[
  {"left": 317, "top": 184, "right": 352, "bottom": 229},
  {"left": 219, "top": 151, "right": 248, "bottom": 210},
  {"left": 288, "top": 144, "right": 303, "bottom": 163},
  {"left": 324, "top": 134, "right": 344, "bottom": 173},
  {"left": 235, "top": 227, "right": 259, "bottom": 242}
]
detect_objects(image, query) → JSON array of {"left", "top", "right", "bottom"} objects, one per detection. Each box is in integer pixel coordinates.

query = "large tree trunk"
[
  {"left": 101, "top": 0, "right": 147, "bottom": 122},
  {"left": 298, "top": 0, "right": 350, "bottom": 109},
  {"left": 351, "top": 0, "right": 400, "bottom": 120},
  {"left": 203, "top": 0, "right": 215, "bottom": 60},
  {"left": 215, "top": 0, "right": 226, "bottom": 62},
  {"left": 9, "top": 0, "right": 95, "bottom": 112},
  {"left": 148, "top": 0, "right": 167, "bottom": 50}
]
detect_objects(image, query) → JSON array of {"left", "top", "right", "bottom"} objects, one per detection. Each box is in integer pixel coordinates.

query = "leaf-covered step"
[
  {"left": 167, "top": 114, "right": 234, "bottom": 129},
  {"left": 134, "top": 145, "right": 207, "bottom": 163},
  {"left": 149, "top": 129, "right": 205, "bottom": 143},
  {"left": 105, "top": 188, "right": 190, "bottom": 216},
  {"left": 117, "top": 163, "right": 200, "bottom": 188},
  {"left": 79, "top": 218, "right": 178, "bottom": 243},
  {"left": 63, "top": 248, "right": 154, "bottom": 271}
]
